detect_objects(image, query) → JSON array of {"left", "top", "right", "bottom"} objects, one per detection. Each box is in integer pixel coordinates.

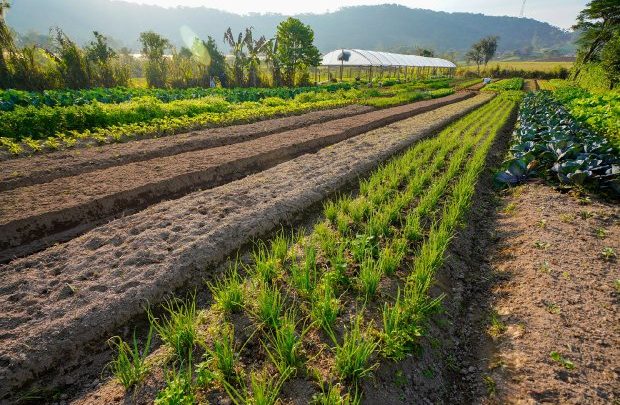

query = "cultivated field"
[{"left": 0, "top": 76, "right": 618, "bottom": 405}]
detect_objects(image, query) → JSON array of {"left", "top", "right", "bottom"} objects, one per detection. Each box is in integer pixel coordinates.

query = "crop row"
[
  {"left": 0, "top": 87, "right": 454, "bottom": 156},
  {"left": 495, "top": 91, "right": 619, "bottom": 197},
  {"left": 105, "top": 94, "right": 517, "bottom": 404},
  {"left": 482, "top": 78, "right": 524, "bottom": 92},
  {"left": 0, "top": 83, "right": 355, "bottom": 111}
]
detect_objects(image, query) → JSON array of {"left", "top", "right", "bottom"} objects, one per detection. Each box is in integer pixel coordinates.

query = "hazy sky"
[{"left": 119, "top": 0, "right": 588, "bottom": 29}]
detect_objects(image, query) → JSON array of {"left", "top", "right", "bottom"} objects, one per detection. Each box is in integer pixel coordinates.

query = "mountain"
[{"left": 5, "top": 0, "right": 575, "bottom": 55}]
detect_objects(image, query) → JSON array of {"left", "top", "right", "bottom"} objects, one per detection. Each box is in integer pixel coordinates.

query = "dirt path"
[
  {"left": 0, "top": 104, "right": 374, "bottom": 191},
  {"left": 479, "top": 184, "right": 619, "bottom": 403},
  {"left": 523, "top": 79, "right": 539, "bottom": 92},
  {"left": 0, "top": 93, "right": 494, "bottom": 399},
  {"left": 0, "top": 92, "right": 476, "bottom": 263}
]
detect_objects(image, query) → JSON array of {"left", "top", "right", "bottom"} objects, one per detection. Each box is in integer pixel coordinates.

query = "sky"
[{"left": 118, "top": 0, "right": 588, "bottom": 29}]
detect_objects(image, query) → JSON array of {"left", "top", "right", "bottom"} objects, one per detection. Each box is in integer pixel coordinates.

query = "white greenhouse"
[{"left": 317, "top": 49, "right": 457, "bottom": 82}]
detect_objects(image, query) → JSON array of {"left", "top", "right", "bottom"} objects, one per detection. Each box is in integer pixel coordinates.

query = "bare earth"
[
  {"left": 483, "top": 184, "right": 619, "bottom": 404},
  {"left": 0, "top": 93, "right": 494, "bottom": 398}
]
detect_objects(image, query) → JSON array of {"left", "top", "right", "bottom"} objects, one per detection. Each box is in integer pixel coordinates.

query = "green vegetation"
[
  {"left": 106, "top": 326, "right": 154, "bottom": 389},
  {"left": 106, "top": 92, "right": 519, "bottom": 402},
  {"left": 0, "top": 78, "right": 456, "bottom": 155},
  {"left": 495, "top": 91, "right": 620, "bottom": 197},
  {"left": 482, "top": 78, "right": 524, "bottom": 92}
]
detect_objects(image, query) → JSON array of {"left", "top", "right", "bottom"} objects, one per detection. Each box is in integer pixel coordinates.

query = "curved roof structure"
[{"left": 321, "top": 49, "right": 456, "bottom": 68}]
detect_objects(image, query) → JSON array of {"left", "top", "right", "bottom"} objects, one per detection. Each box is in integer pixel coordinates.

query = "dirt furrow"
[
  {"left": 0, "top": 93, "right": 494, "bottom": 398},
  {"left": 0, "top": 104, "right": 374, "bottom": 191},
  {"left": 0, "top": 92, "right": 475, "bottom": 262}
]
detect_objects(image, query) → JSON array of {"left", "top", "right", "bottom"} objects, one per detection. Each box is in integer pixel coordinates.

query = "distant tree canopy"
[{"left": 572, "top": 0, "right": 620, "bottom": 87}]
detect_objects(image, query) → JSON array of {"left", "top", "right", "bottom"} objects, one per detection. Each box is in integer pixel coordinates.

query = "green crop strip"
[
  {"left": 107, "top": 93, "right": 518, "bottom": 402},
  {"left": 0, "top": 81, "right": 454, "bottom": 156},
  {"left": 482, "top": 78, "right": 524, "bottom": 92}
]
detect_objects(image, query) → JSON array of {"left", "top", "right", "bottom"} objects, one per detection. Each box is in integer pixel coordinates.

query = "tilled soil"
[
  {"left": 478, "top": 184, "right": 619, "bottom": 404},
  {"left": 0, "top": 93, "right": 494, "bottom": 398},
  {"left": 0, "top": 104, "right": 375, "bottom": 191},
  {"left": 0, "top": 92, "right": 475, "bottom": 262}
]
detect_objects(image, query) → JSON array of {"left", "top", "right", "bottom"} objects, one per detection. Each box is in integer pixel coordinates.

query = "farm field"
[
  {"left": 1, "top": 1, "right": 619, "bottom": 402},
  {"left": 0, "top": 76, "right": 618, "bottom": 404}
]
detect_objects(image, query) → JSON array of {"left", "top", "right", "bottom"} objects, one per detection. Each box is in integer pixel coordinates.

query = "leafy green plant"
[
  {"left": 550, "top": 351, "right": 575, "bottom": 370},
  {"left": 600, "top": 247, "right": 617, "bottom": 261},
  {"left": 155, "top": 368, "right": 195, "bottom": 405}
]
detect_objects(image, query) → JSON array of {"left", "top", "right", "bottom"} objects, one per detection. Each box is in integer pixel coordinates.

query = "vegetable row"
[
  {"left": 106, "top": 94, "right": 518, "bottom": 404},
  {"left": 495, "top": 91, "right": 619, "bottom": 196},
  {"left": 0, "top": 84, "right": 455, "bottom": 156}
]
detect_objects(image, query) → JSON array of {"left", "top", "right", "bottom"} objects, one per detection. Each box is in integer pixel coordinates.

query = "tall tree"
[
  {"left": 204, "top": 36, "right": 228, "bottom": 87},
  {"left": 85, "top": 31, "right": 116, "bottom": 87},
  {"left": 264, "top": 38, "right": 282, "bottom": 87},
  {"left": 224, "top": 27, "right": 247, "bottom": 87},
  {"left": 275, "top": 17, "right": 320, "bottom": 86},
  {"left": 139, "top": 31, "right": 170, "bottom": 88},
  {"left": 244, "top": 27, "right": 267, "bottom": 87},
  {"left": 572, "top": 0, "right": 620, "bottom": 82},
  {"left": 465, "top": 42, "right": 485, "bottom": 76},
  {"left": 54, "top": 28, "right": 90, "bottom": 89},
  {"left": 481, "top": 36, "right": 499, "bottom": 69}
]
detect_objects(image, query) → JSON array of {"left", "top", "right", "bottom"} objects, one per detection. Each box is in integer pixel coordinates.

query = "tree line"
[{"left": 0, "top": 0, "right": 320, "bottom": 90}]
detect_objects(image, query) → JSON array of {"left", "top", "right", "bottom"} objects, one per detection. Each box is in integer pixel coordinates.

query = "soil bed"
[
  {"left": 0, "top": 92, "right": 475, "bottom": 262},
  {"left": 0, "top": 104, "right": 374, "bottom": 191},
  {"left": 0, "top": 93, "right": 493, "bottom": 399}
]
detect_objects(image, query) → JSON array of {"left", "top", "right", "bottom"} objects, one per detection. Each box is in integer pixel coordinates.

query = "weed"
[
  {"left": 550, "top": 351, "right": 575, "bottom": 370},
  {"left": 483, "top": 375, "right": 496, "bottom": 397},
  {"left": 614, "top": 279, "right": 620, "bottom": 293},
  {"left": 502, "top": 202, "right": 517, "bottom": 214},
  {"left": 487, "top": 311, "right": 507, "bottom": 338},
  {"left": 209, "top": 264, "right": 244, "bottom": 314},
  {"left": 534, "top": 240, "right": 551, "bottom": 250},
  {"left": 600, "top": 247, "right": 617, "bottom": 261},
  {"left": 312, "top": 383, "right": 360, "bottom": 405},
  {"left": 545, "top": 302, "right": 561, "bottom": 314},
  {"left": 333, "top": 316, "right": 378, "bottom": 382},
  {"left": 324, "top": 200, "right": 339, "bottom": 224},
  {"left": 538, "top": 219, "right": 547, "bottom": 229},
  {"left": 560, "top": 213, "right": 575, "bottom": 223},
  {"left": 579, "top": 210, "right": 595, "bottom": 220},
  {"left": 539, "top": 261, "right": 552, "bottom": 274},
  {"left": 562, "top": 271, "right": 571, "bottom": 280},
  {"left": 107, "top": 325, "right": 154, "bottom": 389},
  {"left": 155, "top": 368, "right": 195, "bottom": 405},
  {"left": 148, "top": 296, "right": 198, "bottom": 361},
  {"left": 595, "top": 228, "right": 608, "bottom": 239},
  {"left": 251, "top": 245, "right": 279, "bottom": 284},
  {"left": 350, "top": 233, "right": 377, "bottom": 263}
]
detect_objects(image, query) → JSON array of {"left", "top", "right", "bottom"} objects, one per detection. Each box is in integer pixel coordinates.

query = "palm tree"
[
  {"left": 223, "top": 27, "right": 247, "bottom": 87},
  {"left": 243, "top": 27, "right": 268, "bottom": 87},
  {"left": 264, "top": 38, "right": 282, "bottom": 87}
]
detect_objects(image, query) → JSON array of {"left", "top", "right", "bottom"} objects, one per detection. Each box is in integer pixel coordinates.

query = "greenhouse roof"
[{"left": 321, "top": 49, "right": 456, "bottom": 68}]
